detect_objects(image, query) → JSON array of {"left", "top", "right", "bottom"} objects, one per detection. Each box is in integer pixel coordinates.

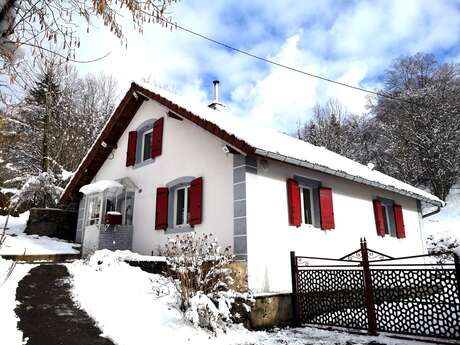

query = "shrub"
[{"left": 160, "top": 233, "right": 253, "bottom": 333}]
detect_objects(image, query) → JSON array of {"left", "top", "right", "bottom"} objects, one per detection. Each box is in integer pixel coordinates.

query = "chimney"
[{"left": 208, "top": 80, "right": 226, "bottom": 111}]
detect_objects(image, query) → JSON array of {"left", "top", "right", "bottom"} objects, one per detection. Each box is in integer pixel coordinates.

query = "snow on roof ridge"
[{"left": 136, "top": 81, "right": 443, "bottom": 206}]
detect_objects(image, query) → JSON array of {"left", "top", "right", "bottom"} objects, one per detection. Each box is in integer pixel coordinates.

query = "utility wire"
[{"left": 154, "top": 16, "right": 401, "bottom": 102}]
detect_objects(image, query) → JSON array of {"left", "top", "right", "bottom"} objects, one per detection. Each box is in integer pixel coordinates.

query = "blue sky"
[{"left": 76, "top": 0, "right": 460, "bottom": 132}]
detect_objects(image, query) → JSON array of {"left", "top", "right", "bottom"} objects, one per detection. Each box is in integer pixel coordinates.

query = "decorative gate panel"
[
  {"left": 372, "top": 268, "right": 460, "bottom": 339},
  {"left": 298, "top": 269, "right": 368, "bottom": 330},
  {"left": 291, "top": 239, "right": 460, "bottom": 341}
]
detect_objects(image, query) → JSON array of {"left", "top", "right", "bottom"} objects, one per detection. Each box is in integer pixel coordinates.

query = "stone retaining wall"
[{"left": 25, "top": 208, "right": 77, "bottom": 241}]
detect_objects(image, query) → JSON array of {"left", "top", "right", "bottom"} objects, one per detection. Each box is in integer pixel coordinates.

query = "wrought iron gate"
[{"left": 290, "top": 239, "right": 460, "bottom": 340}]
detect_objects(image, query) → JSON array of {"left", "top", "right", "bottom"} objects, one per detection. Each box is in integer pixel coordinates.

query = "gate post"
[
  {"left": 290, "top": 251, "right": 300, "bottom": 327},
  {"left": 360, "top": 238, "right": 377, "bottom": 335},
  {"left": 454, "top": 252, "right": 460, "bottom": 295}
]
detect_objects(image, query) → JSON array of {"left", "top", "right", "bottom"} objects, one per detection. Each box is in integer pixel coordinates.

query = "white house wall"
[
  {"left": 92, "top": 100, "right": 234, "bottom": 254},
  {"left": 245, "top": 157, "right": 425, "bottom": 293}
]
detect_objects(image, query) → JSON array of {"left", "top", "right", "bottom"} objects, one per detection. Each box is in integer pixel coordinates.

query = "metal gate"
[{"left": 290, "top": 239, "right": 460, "bottom": 340}]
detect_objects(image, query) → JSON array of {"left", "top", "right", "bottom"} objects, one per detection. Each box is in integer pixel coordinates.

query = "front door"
[{"left": 82, "top": 194, "right": 102, "bottom": 256}]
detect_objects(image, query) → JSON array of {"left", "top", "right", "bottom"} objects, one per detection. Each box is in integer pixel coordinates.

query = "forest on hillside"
[{"left": 0, "top": 53, "right": 459, "bottom": 213}]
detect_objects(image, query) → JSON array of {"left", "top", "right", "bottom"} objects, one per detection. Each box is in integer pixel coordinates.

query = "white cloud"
[{"left": 73, "top": 0, "right": 460, "bottom": 132}]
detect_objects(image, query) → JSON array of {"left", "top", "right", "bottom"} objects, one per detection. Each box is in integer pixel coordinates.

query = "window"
[
  {"left": 86, "top": 195, "right": 102, "bottom": 226},
  {"left": 142, "top": 129, "right": 153, "bottom": 162},
  {"left": 300, "top": 186, "right": 314, "bottom": 225},
  {"left": 378, "top": 198, "right": 397, "bottom": 237},
  {"left": 174, "top": 186, "right": 190, "bottom": 226}
]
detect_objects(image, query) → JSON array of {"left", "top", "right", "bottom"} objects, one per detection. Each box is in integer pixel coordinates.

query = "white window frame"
[
  {"left": 300, "top": 186, "right": 315, "bottom": 226},
  {"left": 141, "top": 128, "right": 153, "bottom": 162},
  {"left": 174, "top": 186, "right": 190, "bottom": 227},
  {"left": 381, "top": 203, "right": 392, "bottom": 235},
  {"left": 85, "top": 194, "right": 103, "bottom": 226}
]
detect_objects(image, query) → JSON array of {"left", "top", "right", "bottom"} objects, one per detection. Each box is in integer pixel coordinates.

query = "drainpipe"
[{"left": 422, "top": 206, "right": 441, "bottom": 218}]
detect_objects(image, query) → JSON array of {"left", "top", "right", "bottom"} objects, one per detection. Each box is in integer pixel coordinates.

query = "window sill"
[
  {"left": 166, "top": 225, "right": 194, "bottom": 234},
  {"left": 133, "top": 158, "right": 155, "bottom": 169}
]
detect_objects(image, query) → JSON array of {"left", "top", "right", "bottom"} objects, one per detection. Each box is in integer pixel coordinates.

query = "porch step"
[{"left": 1, "top": 253, "right": 81, "bottom": 263}]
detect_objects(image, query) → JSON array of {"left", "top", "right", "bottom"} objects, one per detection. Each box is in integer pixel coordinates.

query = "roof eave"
[{"left": 254, "top": 148, "right": 444, "bottom": 207}]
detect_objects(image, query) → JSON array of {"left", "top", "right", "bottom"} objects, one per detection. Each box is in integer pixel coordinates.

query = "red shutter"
[
  {"left": 126, "top": 131, "right": 137, "bottom": 166},
  {"left": 287, "top": 179, "right": 301, "bottom": 227},
  {"left": 155, "top": 187, "right": 169, "bottom": 230},
  {"left": 319, "top": 187, "right": 335, "bottom": 230},
  {"left": 373, "top": 199, "right": 385, "bottom": 237},
  {"left": 393, "top": 204, "right": 406, "bottom": 239},
  {"left": 189, "top": 177, "right": 203, "bottom": 225},
  {"left": 151, "top": 117, "right": 164, "bottom": 158}
]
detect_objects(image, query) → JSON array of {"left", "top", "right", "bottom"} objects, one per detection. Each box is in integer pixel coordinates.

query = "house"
[{"left": 60, "top": 81, "right": 444, "bottom": 294}]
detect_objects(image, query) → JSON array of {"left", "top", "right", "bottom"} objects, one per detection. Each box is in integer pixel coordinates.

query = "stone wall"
[
  {"left": 25, "top": 208, "right": 77, "bottom": 241},
  {"left": 248, "top": 293, "right": 293, "bottom": 329}
]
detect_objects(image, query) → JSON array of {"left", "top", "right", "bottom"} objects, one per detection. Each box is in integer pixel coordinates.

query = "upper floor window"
[{"left": 142, "top": 129, "right": 153, "bottom": 162}]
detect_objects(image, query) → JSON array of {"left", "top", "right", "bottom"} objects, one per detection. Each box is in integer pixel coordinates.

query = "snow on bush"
[
  {"left": 426, "top": 231, "right": 460, "bottom": 262},
  {"left": 161, "top": 233, "right": 254, "bottom": 333},
  {"left": 13, "top": 171, "right": 63, "bottom": 208}
]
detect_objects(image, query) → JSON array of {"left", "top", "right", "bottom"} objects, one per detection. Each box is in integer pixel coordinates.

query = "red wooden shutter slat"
[
  {"left": 373, "top": 199, "right": 385, "bottom": 237},
  {"left": 151, "top": 117, "right": 164, "bottom": 158},
  {"left": 287, "top": 179, "right": 301, "bottom": 227},
  {"left": 393, "top": 204, "right": 406, "bottom": 239},
  {"left": 126, "top": 131, "right": 137, "bottom": 166},
  {"left": 155, "top": 187, "right": 169, "bottom": 230},
  {"left": 319, "top": 187, "right": 335, "bottom": 230},
  {"left": 189, "top": 177, "right": 203, "bottom": 225}
]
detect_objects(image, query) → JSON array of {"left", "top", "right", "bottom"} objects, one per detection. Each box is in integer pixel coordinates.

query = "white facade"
[
  {"left": 245, "top": 158, "right": 425, "bottom": 293},
  {"left": 90, "top": 99, "right": 234, "bottom": 254},
  {"left": 76, "top": 95, "right": 429, "bottom": 294}
]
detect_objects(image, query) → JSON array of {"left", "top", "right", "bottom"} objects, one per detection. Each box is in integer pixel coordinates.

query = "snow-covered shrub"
[
  {"left": 13, "top": 172, "right": 63, "bottom": 208},
  {"left": 160, "top": 233, "right": 254, "bottom": 333},
  {"left": 426, "top": 231, "right": 460, "bottom": 262}
]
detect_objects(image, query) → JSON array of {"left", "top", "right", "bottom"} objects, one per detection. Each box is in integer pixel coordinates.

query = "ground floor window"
[
  {"left": 86, "top": 195, "right": 102, "bottom": 226},
  {"left": 300, "top": 186, "right": 314, "bottom": 225},
  {"left": 105, "top": 188, "right": 135, "bottom": 225},
  {"left": 174, "top": 186, "right": 190, "bottom": 227}
]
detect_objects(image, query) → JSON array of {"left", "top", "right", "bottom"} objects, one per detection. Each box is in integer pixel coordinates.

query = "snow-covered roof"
[
  {"left": 135, "top": 81, "right": 443, "bottom": 207},
  {"left": 61, "top": 82, "right": 443, "bottom": 207},
  {"left": 79, "top": 180, "right": 123, "bottom": 195}
]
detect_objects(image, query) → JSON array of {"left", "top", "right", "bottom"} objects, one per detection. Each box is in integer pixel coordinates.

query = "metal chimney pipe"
[
  {"left": 213, "top": 80, "right": 220, "bottom": 103},
  {"left": 208, "top": 79, "right": 225, "bottom": 111}
]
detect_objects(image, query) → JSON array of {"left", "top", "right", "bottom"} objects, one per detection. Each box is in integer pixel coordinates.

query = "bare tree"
[
  {"left": 0, "top": 0, "right": 178, "bottom": 93},
  {"left": 1, "top": 55, "right": 117, "bottom": 195},
  {"left": 373, "top": 53, "right": 460, "bottom": 200}
]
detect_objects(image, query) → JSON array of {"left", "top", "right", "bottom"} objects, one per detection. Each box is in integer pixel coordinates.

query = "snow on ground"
[
  {"left": 67, "top": 250, "right": 428, "bottom": 345},
  {"left": 0, "top": 259, "right": 35, "bottom": 345},
  {"left": 0, "top": 211, "right": 29, "bottom": 235},
  {"left": 0, "top": 212, "right": 79, "bottom": 255},
  {"left": 424, "top": 187, "right": 460, "bottom": 252},
  {"left": 0, "top": 234, "right": 80, "bottom": 255}
]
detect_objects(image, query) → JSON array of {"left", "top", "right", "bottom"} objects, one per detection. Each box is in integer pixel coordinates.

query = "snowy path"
[{"left": 15, "top": 264, "right": 114, "bottom": 345}]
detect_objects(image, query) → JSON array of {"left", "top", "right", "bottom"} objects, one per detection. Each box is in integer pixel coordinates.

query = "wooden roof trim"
[
  {"left": 60, "top": 82, "right": 255, "bottom": 203},
  {"left": 132, "top": 83, "right": 256, "bottom": 155},
  {"left": 60, "top": 85, "right": 146, "bottom": 203}
]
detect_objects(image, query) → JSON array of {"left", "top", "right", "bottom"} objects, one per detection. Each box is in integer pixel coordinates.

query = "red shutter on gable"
[
  {"left": 373, "top": 199, "right": 385, "bottom": 237},
  {"left": 287, "top": 179, "right": 301, "bottom": 227},
  {"left": 319, "top": 187, "right": 335, "bottom": 230},
  {"left": 151, "top": 117, "right": 164, "bottom": 158},
  {"left": 126, "top": 131, "right": 137, "bottom": 166},
  {"left": 393, "top": 204, "right": 406, "bottom": 239},
  {"left": 155, "top": 187, "right": 169, "bottom": 230},
  {"left": 189, "top": 177, "right": 203, "bottom": 225}
]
